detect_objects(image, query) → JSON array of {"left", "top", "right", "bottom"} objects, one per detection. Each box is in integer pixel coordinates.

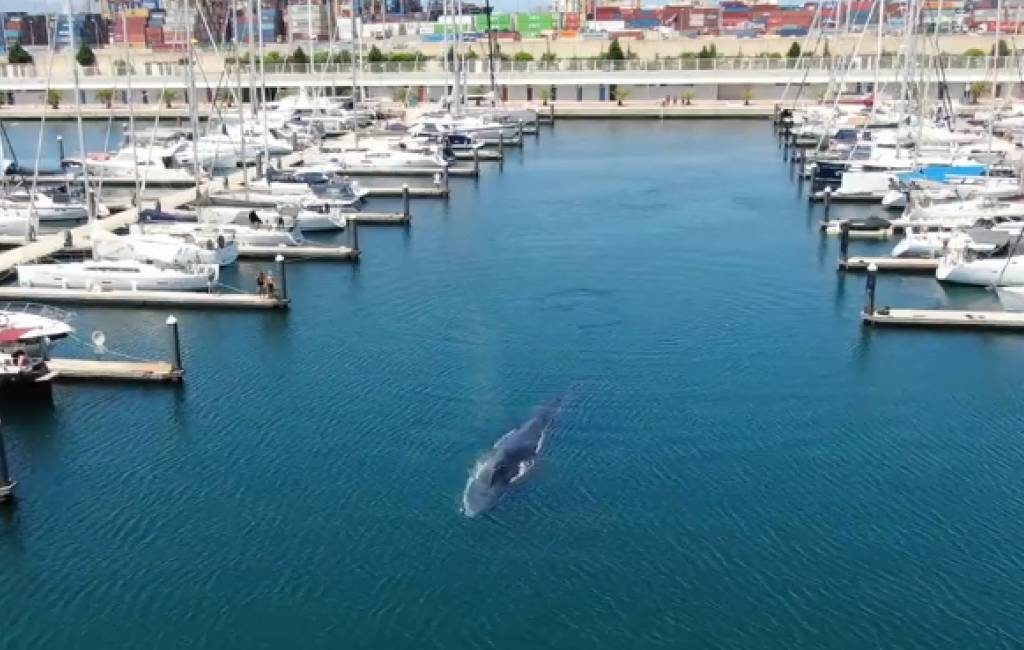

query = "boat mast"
[
  {"left": 67, "top": 0, "right": 94, "bottom": 222},
  {"left": 351, "top": 0, "right": 360, "bottom": 105},
  {"left": 988, "top": 0, "right": 1004, "bottom": 154},
  {"left": 257, "top": 0, "right": 270, "bottom": 164},
  {"left": 484, "top": 0, "right": 496, "bottom": 104},
  {"left": 234, "top": 0, "right": 248, "bottom": 187},
  {"left": 248, "top": 0, "right": 258, "bottom": 117},
  {"left": 185, "top": 0, "right": 203, "bottom": 196}
]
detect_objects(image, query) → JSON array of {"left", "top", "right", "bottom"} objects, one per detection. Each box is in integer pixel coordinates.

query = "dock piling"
[
  {"left": 498, "top": 130, "right": 505, "bottom": 160},
  {"left": 839, "top": 221, "right": 851, "bottom": 265},
  {"left": 517, "top": 120, "right": 524, "bottom": 144},
  {"left": 549, "top": 103, "right": 555, "bottom": 127},
  {"left": 350, "top": 219, "right": 360, "bottom": 253},
  {"left": 823, "top": 186, "right": 833, "bottom": 219},
  {"left": 63, "top": 230, "right": 73, "bottom": 249},
  {"left": 864, "top": 263, "right": 878, "bottom": 317},
  {"left": 275, "top": 254, "right": 288, "bottom": 301},
  {"left": 473, "top": 146, "right": 480, "bottom": 176},
  {"left": 57, "top": 136, "right": 64, "bottom": 162},
  {"left": 402, "top": 184, "right": 410, "bottom": 218},
  {"left": 443, "top": 167, "right": 449, "bottom": 193},
  {"left": 166, "top": 315, "right": 183, "bottom": 372},
  {"left": 0, "top": 419, "right": 13, "bottom": 503}
]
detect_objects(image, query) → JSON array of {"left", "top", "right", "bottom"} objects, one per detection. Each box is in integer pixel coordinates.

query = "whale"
[{"left": 462, "top": 395, "right": 566, "bottom": 518}]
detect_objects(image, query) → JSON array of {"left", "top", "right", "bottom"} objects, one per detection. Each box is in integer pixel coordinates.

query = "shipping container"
[
  {"left": 625, "top": 18, "right": 659, "bottom": 28},
  {"left": 776, "top": 25, "right": 809, "bottom": 35},
  {"left": 145, "top": 26, "right": 163, "bottom": 44}
]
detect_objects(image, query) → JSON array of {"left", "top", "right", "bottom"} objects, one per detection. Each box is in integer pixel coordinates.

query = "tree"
[
  {"left": 46, "top": 89, "right": 61, "bottom": 109},
  {"left": 994, "top": 39, "right": 1011, "bottom": 57},
  {"left": 681, "top": 90, "right": 695, "bottom": 105},
  {"left": 76, "top": 43, "right": 96, "bottom": 67},
  {"left": 742, "top": 87, "right": 755, "bottom": 105},
  {"left": 540, "top": 51, "right": 557, "bottom": 64},
  {"left": 163, "top": 89, "right": 178, "bottom": 108},
  {"left": 95, "top": 88, "right": 114, "bottom": 108},
  {"left": 606, "top": 38, "right": 625, "bottom": 61},
  {"left": 392, "top": 87, "right": 409, "bottom": 104},
  {"left": 969, "top": 81, "right": 991, "bottom": 104},
  {"left": 615, "top": 87, "right": 630, "bottom": 106},
  {"left": 697, "top": 43, "right": 717, "bottom": 59},
  {"left": 287, "top": 47, "right": 308, "bottom": 64},
  {"left": 7, "top": 42, "right": 32, "bottom": 64},
  {"left": 464, "top": 49, "right": 479, "bottom": 60},
  {"left": 367, "top": 45, "right": 385, "bottom": 63},
  {"left": 264, "top": 51, "right": 284, "bottom": 64},
  {"left": 513, "top": 51, "right": 533, "bottom": 62},
  {"left": 538, "top": 87, "right": 551, "bottom": 105},
  {"left": 786, "top": 42, "right": 801, "bottom": 58},
  {"left": 964, "top": 47, "right": 986, "bottom": 57}
]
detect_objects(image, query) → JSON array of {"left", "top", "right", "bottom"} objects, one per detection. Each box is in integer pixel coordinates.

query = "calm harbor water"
[{"left": 2, "top": 120, "right": 1024, "bottom": 649}]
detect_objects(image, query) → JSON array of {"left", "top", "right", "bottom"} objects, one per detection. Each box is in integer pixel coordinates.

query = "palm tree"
[
  {"left": 616, "top": 88, "right": 630, "bottom": 106},
  {"left": 95, "top": 88, "right": 115, "bottom": 108},
  {"left": 163, "top": 90, "right": 178, "bottom": 109},
  {"left": 681, "top": 90, "right": 695, "bottom": 105},
  {"left": 539, "top": 87, "right": 551, "bottom": 106},
  {"left": 46, "top": 90, "right": 62, "bottom": 109},
  {"left": 969, "top": 81, "right": 991, "bottom": 104},
  {"left": 741, "top": 88, "right": 755, "bottom": 106}
]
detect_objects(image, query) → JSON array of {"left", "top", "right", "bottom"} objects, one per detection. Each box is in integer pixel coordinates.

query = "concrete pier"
[
  {"left": 863, "top": 308, "right": 1024, "bottom": 329},
  {"left": 0, "top": 287, "right": 287, "bottom": 309},
  {"left": 839, "top": 257, "right": 940, "bottom": 272},
  {"left": 47, "top": 358, "right": 183, "bottom": 382},
  {"left": 238, "top": 245, "right": 359, "bottom": 260}
]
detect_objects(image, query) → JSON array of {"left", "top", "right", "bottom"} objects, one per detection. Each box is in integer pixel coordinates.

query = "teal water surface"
[{"left": 1, "top": 121, "right": 1023, "bottom": 649}]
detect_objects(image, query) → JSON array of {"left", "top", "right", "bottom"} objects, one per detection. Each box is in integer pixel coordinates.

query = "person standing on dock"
[{"left": 256, "top": 271, "right": 266, "bottom": 297}]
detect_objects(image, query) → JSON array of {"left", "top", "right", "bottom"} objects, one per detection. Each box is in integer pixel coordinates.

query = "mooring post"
[
  {"left": 87, "top": 191, "right": 97, "bottom": 221},
  {"left": 824, "top": 185, "right": 833, "bottom": 220},
  {"left": 549, "top": 103, "right": 555, "bottom": 127},
  {"left": 350, "top": 219, "right": 360, "bottom": 253},
  {"left": 864, "top": 263, "right": 878, "bottom": 317},
  {"left": 155, "top": 199, "right": 162, "bottom": 215},
  {"left": 275, "top": 254, "right": 288, "bottom": 301},
  {"left": 473, "top": 146, "right": 479, "bottom": 176},
  {"left": 0, "top": 418, "right": 14, "bottom": 503},
  {"left": 63, "top": 229, "right": 73, "bottom": 249},
  {"left": 165, "top": 315, "right": 182, "bottom": 372},
  {"left": 773, "top": 103, "right": 780, "bottom": 131},
  {"left": 517, "top": 120, "right": 524, "bottom": 144},
  {"left": 839, "top": 220, "right": 851, "bottom": 265},
  {"left": 442, "top": 166, "right": 449, "bottom": 193},
  {"left": 57, "top": 135, "right": 65, "bottom": 162},
  {"left": 402, "top": 184, "right": 410, "bottom": 218},
  {"left": 498, "top": 130, "right": 504, "bottom": 160},
  {"left": 223, "top": 175, "right": 229, "bottom": 190}
]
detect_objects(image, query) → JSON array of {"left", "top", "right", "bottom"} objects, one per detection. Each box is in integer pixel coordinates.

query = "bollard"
[
  {"left": 824, "top": 186, "right": 833, "bottom": 219},
  {"left": 498, "top": 130, "right": 504, "bottom": 159},
  {"left": 63, "top": 230, "right": 73, "bottom": 249},
  {"left": 350, "top": 220, "right": 359, "bottom": 253},
  {"left": 57, "top": 135, "right": 65, "bottom": 162},
  {"left": 0, "top": 418, "right": 14, "bottom": 503},
  {"left": 473, "top": 146, "right": 479, "bottom": 176},
  {"left": 442, "top": 166, "right": 449, "bottom": 193},
  {"left": 839, "top": 221, "right": 851, "bottom": 265},
  {"left": 864, "top": 263, "right": 878, "bottom": 317},
  {"left": 165, "top": 315, "right": 182, "bottom": 372},
  {"left": 402, "top": 184, "right": 410, "bottom": 218},
  {"left": 155, "top": 199, "right": 162, "bottom": 215},
  {"left": 517, "top": 120, "right": 524, "bottom": 143},
  {"left": 275, "top": 254, "right": 288, "bottom": 301}
]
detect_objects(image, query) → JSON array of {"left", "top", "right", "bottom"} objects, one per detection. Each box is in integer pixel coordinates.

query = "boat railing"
[{"left": 0, "top": 302, "right": 74, "bottom": 324}]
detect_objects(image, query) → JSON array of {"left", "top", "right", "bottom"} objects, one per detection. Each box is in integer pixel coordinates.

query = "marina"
[{"left": 6, "top": 0, "right": 1024, "bottom": 647}]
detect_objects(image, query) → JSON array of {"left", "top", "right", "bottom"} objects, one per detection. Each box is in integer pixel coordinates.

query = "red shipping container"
[
  {"left": 609, "top": 29, "right": 644, "bottom": 39},
  {"left": 145, "top": 26, "right": 163, "bottom": 45},
  {"left": 595, "top": 7, "right": 621, "bottom": 20}
]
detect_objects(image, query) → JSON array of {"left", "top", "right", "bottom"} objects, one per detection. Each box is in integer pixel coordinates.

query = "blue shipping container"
[{"left": 625, "top": 18, "right": 659, "bottom": 27}]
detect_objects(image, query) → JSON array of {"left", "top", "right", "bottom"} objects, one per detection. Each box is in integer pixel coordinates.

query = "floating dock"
[
  {"left": 47, "top": 358, "right": 182, "bottom": 383},
  {"left": 363, "top": 186, "right": 448, "bottom": 198},
  {"left": 347, "top": 211, "right": 410, "bottom": 225},
  {"left": 333, "top": 166, "right": 477, "bottom": 177},
  {"left": 0, "top": 287, "right": 287, "bottom": 309},
  {"left": 839, "top": 257, "right": 939, "bottom": 272},
  {"left": 452, "top": 149, "right": 503, "bottom": 161},
  {"left": 863, "top": 308, "right": 1024, "bottom": 330},
  {"left": 238, "top": 245, "right": 358, "bottom": 260}
]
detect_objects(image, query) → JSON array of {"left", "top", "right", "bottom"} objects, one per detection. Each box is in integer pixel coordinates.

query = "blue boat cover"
[{"left": 896, "top": 165, "right": 987, "bottom": 183}]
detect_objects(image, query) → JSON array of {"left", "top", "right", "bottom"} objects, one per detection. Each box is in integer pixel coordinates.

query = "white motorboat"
[
  {"left": 94, "top": 231, "right": 239, "bottom": 267},
  {"left": 935, "top": 231, "right": 1024, "bottom": 286},
  {"left": 136, "top": 221, "right": 304, "bottom": 248},
  {"left": 196, "top": 205, "right": 346, "bottom": 232},
  {"left": 16, "top": 259, "right": 218, "bottom": 292},
  {"left": 68, "top": 146, "right": 198, "bottom": 183},
  {"left": 0, "top": 302, "right": 72, "bottom": 354},
  {"left": 0, "top": 189, "right": 104, "bottom": 221}
]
